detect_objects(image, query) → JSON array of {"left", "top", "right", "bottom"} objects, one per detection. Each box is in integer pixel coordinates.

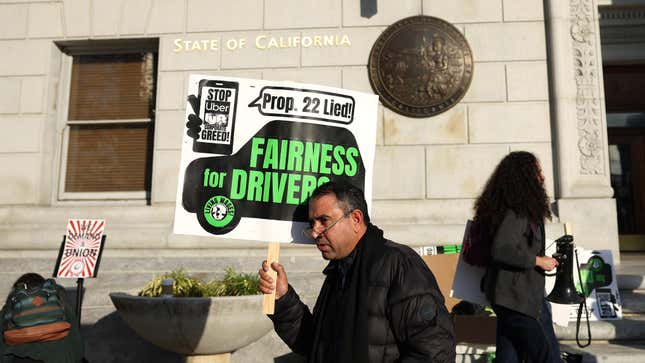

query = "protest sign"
[
  {"left": 173, "top": 76, "right": 379, "bottom": 242},
  {"left": 558, "top": 248, "right": 622, "bottom": 322},
  {"left": 54, "top": 219, "right": 106, "bottom": 278}
]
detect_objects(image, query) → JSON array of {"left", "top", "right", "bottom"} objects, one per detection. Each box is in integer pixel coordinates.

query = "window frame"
[{"left": 55, "top": 39, "right": 158, "bottom": 202}]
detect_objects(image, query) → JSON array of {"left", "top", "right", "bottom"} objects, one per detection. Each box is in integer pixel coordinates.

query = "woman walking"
[{"left": 475, "top": 151, "right": 562, "bottom": 363}]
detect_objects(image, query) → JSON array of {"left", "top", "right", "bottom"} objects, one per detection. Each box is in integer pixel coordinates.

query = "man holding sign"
[{"left": 259, "top": 182, "right": 455, "bottom": 363}]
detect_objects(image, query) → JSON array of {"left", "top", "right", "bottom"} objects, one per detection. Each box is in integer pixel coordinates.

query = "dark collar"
[{"left": 323, "top": 246, "right": 358, "bottom": 276}]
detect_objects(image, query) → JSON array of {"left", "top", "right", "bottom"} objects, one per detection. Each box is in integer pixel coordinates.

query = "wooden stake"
[
  {"left": 185, "top": 353, "right": 230, "bottom": 363},
  {"left": 262, "top": 242, "right": 281, "bottom": 315},
  {"left": 564, "top": 222, "right": 573, "bottom": 236}
]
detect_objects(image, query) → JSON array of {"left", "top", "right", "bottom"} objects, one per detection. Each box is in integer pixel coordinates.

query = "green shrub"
[{"left": 139, "top": 268, "right": 260, "bottom": 297}]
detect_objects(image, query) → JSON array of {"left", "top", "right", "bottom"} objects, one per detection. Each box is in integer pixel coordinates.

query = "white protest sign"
[
  {"left": 174, "top": 76, "right": 379, "bottom": 242},
  {"left": 563, "top": 248, "right": 622, "bottom": 321},
  {"left": 54, "top": 219, "right": 106, "bottom": 278}
]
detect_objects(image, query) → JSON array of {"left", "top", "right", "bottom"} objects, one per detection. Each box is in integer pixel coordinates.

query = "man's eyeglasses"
[{"left": 302, "top": 211, "right": 351, "bottom": 239}]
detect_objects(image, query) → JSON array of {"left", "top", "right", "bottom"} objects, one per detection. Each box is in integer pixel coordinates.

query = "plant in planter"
[
  {"left": 109, "top": 268, "right": 272, "bottom": 359},
  {"left": 138, "top": 268, "right": 260, "bottom": 297}
]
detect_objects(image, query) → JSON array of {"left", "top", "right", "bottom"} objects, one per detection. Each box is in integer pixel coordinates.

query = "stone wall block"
[
  {"left": 557, "top": 198, "right": 619, "bottom": 262},
  {"left": 262, "top": 67, "right": 341, "bottom": 88},
  {"left": 187, "top": 0, "right": 262, "bottom": 32},
  {"left": 342, "top": 66, "right": 373, "bottom": 94},
  {"left": 28, "top": 3, "right": 63, "bottom": 38},
  {"left": 343, "top": 0, "right": 420, "bottom": 27},
  {"left": 198, "top": 70, "right": 264, "bottom": 79},
  {"left": 0, "top": 40, "right": 49, "bottom": 76},
  {"left": 469, "top": 102, "right": 550, "bottom": 143},
  {"left": 121, "top": 0, "right": 152, "bottom": 35},
  {"left": 0, "top": 4, "right": 28, "bottom": 39},
  {"left": 301, "top": 28, "right": 382, "bottom": 67},
  {"left": 0, "top": 78, "right": 20, "bottom": 114},
  {"left": 147, "top": 0, "right": 184, "bottom": 34},
  {"left": 465, "top": 22, "right": 547, "bottom": 62},
  {"left": 157, "top": 72, "right": 185, "bottom": 110},
  {"left": 62, "top": 0, "right": 90, "bottom": 37},
  {"left": 424, "top": 0, "right": 502, "bottom": 23},
  {"left": 0, "top": 154, "right": 40, "bottom": 204},
  {"left": 0, "top": 115, "right": 42, "bottom": 153},
  {"left": 221, "top": 31, "right": 300, "bottom": 69},
  {"left": 19, "top": 76, "right": 45, "bottom": 114},
  {"left": 266, "top": 0, "right": 340, "bottom": 29},
  {"left": 372, "top": 199, "right": 475, "bottom": 225},
  {"left": 461, "top": 62, "right": 506, "bottom": 103},
  {"left": 151, "top": 149, "right": 181, "bottom": 203},
  {"left": 159, "top": 35, "right": 221, "bottom": 71},
  {"left": 503, "top": 0, "right": 544, "bottom": 21},
  {"left": 506, "top": 61, "right": 549, "bottom": 101},
  {"left": 383, "top": 105, "right": 467, "bottom": 145},
  {"left": 426, "top": 144, "right": 508, "bottom": 198},
  {"left": 155, "top": 110, "right": 185, "bottom": 151},
  {"left": 373, "top": 146, "right": 426, "bottom": 200},
  {"left": 376, "top": 105, "right": 384, "bottom": 145},
  {"left": 92, "top": 0, "right": 122, "bottom": 36}
]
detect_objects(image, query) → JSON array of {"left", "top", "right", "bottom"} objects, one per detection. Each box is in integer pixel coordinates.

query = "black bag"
[{"left": 2, "top": 278, "right": 71, "bottom": 345}]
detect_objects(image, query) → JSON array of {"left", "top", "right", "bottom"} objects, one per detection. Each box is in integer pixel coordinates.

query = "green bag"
[{"left": 2, "top": 278, "right": 71, "bottom": 345}]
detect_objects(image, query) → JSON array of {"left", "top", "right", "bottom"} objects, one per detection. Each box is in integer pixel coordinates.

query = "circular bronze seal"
[{"left": 368, "top": 16, "right": 474, "bottom": 118}]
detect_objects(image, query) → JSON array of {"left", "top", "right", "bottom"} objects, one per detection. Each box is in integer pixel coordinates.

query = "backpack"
[
  {"left": 461, "top": 219, "right": 492, "bottom": 267},
  {"left": 2, "top": 278, "right": 71, "bottom": 346}
]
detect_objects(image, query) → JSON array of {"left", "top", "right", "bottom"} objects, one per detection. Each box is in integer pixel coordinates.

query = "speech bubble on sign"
[{"left": 248, "top": 86, "right": 355, "bottom": 124}]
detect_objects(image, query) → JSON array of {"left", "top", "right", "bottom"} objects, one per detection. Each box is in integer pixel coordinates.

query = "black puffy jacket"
[{"left": 270, "top": 227, "right": 456, "bottom": 363}]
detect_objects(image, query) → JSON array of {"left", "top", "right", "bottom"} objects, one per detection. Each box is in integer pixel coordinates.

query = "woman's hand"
[{"left": 536, "top": 256, "right": 559, "bottom": 272}]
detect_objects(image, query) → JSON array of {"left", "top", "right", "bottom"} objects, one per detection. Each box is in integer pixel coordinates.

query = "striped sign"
[{"left": 54, "top": 219, "right": 106, "bottom": 278}]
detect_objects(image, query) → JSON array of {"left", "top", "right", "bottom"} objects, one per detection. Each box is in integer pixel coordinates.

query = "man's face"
[{"left": 308, "top": 194, "right": 358, "bottom": 260}]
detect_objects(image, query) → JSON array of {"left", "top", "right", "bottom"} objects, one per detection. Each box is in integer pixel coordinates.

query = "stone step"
[
  {"left": 453, "top": 341, "right": 645, "bottom": 363},
  {"left": 619, "top": 290, "right": 645, "bottom": 314},
  {"left": 554, "top": 315, "right": 645, "bottom": 341},
  {"left": 617, "top": 274, "right": 645, "bottom": 290},
  {"left": 560, "top": 340, "right": 645, "bottom": 363}
]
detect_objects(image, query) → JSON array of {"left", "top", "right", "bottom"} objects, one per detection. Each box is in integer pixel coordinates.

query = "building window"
[{"left": 58, "top": 40, "right": 158, "bottom": 200}]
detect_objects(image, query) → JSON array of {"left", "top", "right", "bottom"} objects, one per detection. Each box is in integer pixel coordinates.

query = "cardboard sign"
[
  {"left": 174, "top": 76, "right": 379, "bottom": 242},
  {"left": 54, "top": 219, "right": 106, "bottom": 278},
  {"left": 421, "top": 247, "right": 496, "bottom": 345}
]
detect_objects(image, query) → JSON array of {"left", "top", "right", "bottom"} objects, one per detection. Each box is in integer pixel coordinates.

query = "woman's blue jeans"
[{"left": 493, "top": 299, "right": 562, "bottom": 363}]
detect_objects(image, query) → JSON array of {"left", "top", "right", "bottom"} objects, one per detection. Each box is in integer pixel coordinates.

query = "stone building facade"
[
  {"left": 0, "top": 0, "right": 620, "bottom": 253},
  {"left": 0, "top": 0, "right": 636, "bottom": 361}
]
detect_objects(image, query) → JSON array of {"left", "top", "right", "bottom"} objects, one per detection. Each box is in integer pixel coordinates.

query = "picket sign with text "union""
[
  {"left": 173, "top": 75, "right": 379, "bottom": 242},
  {"left": 54, "top": 219, "right": 106, "bottom": 278}
]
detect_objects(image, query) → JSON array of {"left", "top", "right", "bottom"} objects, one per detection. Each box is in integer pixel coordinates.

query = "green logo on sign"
[{"left": 203, "top": 196, "right": 235, "bottom": 227}]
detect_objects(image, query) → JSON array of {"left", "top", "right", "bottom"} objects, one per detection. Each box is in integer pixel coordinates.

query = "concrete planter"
[{"left": 109, "top": 293, "right": 272, "bottom": 355}]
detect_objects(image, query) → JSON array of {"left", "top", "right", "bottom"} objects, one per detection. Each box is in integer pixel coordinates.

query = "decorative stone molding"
[{"left": 570, "top": 0, "right": 605, "bottom": 175}]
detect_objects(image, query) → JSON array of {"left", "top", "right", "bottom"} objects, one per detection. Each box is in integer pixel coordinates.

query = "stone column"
[{"left": 544, "top": 0, "right": 619, "bottom": 260}]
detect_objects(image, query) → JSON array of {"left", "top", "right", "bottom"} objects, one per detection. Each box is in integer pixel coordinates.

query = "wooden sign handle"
[
  {"left": 565, "top": 222, "right": 573, "bottom": 236},
  {"left": 262, "top": 242, "right": 281, "bottom": 315}
]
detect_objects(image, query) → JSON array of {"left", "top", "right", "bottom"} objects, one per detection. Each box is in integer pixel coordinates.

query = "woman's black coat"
[{"left": 483, "top": 209, "right": 546, "bottom": 319}]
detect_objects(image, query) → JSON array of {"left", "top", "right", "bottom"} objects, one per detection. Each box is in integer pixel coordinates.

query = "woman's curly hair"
[{"left": 474, "top": 151, "right": 551, "bottom": 237}]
